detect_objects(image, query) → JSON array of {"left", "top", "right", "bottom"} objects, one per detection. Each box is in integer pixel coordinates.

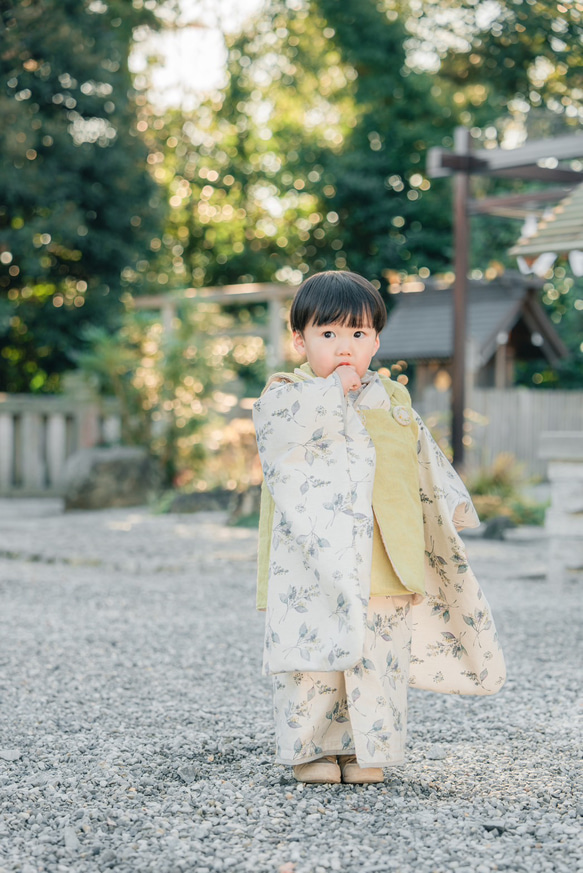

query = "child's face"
[{"left": 292, "top": 319, "right": 380, "bottom": 379}]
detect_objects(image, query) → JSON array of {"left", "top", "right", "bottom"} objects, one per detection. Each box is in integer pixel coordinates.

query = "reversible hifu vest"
[{"left": 256, "top": 371, "right": 425, "bottom": 609}]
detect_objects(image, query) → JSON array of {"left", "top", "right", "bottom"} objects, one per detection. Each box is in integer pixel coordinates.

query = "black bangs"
[{"left": 290, "top": 271, "right": 387, "bottom": 334}]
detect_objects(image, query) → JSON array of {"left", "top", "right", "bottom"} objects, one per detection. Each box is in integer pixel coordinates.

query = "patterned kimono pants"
[{"left": 272, "top": 596, "right": 413, "bottom": 767}]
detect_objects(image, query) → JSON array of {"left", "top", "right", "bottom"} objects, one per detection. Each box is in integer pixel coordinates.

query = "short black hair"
[{"left": 290, "top": 270, "right": 387, "bottom": 334}]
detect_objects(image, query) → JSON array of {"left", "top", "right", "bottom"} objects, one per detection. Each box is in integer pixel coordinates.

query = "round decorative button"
[{"left": 392, "top": 405, "right": 412, "bottom": 426}]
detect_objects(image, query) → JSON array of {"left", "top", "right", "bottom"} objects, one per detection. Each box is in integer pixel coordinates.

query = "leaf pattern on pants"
[{"left": 273, "top": 596, "right": 412, "bottom": 766}]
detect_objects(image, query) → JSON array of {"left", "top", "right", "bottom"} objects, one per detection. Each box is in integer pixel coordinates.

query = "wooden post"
[
  {"left": 267, "top": 298, "right": 284, "bottom": 369},
  {"left": 495, "top": 341, "right": 507, "bottom": 389},
  {"left": 161, "top": 302, "right": 176, "bottom": 335},
  {"left": 22, "top": 412, "right": 44, "bottom": 491},
  {"left": 452, "top": 127, "right": 471, "bottom": 470},
  {"left": 46, "top": 413, "right": 67, "bottom": 489},
  {"left": 0, "top": 414, "right": 14, "bottom": 491}
]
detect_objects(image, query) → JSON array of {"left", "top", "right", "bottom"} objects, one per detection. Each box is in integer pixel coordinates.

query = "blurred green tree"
[
  {"left": 0, "top": 0, "right": 166, "bottom": 392},
  {"left": 429, "top": 0, "right": 583, "bottom": 123},
  {"left": 147, "top": 0, "right": 462, "bottom": 298},
  {"left": 314, "top": 0, "right": 458, "bottom": 283},
  {"left": 77, "top": 303, "right": 265, "bottom": 488}
]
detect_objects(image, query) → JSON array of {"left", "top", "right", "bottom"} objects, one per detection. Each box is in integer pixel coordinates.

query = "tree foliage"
[
  {"left": 142, "top": 0, "right": 468, "bottom": 320},
  {"left": 77, "top": 302, "right": 265, "bottom": 488},
  {"left": 0, "top": 0, "right": 165, "bottom": 392},
  {"left": 3, "top": 0, "right": 583, "bottom": 397},
  {"left": 431, "top": 0, "right": 583, "bottom": 124}
]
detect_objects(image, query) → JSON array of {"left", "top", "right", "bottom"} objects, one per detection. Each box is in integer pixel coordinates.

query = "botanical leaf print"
[
  {"left": 324, "top": 700, "right": 350, "bottom": 732},
  {"left": 323, "top": 492, "right": 354, "bottom": 525},
  {"left": 427, "top": 631, "right": 468, "bottom": 660},
  {"left": 428, "top": 586, "right": 458, "bottom": 624},
  {"left": 331, "top": 593, "right": 352, "bottom": 632},
  {"left": 461, "top": 668, "right": 490, "bottom": 689},
  {"left": 382, "top": 650, "right": 402, "bottom": 689},
  {"left": 462, "top": 608, "right": 493, "bottom": 646},
  {"left": 254, "top": 373, "right": 376, "bottom": 673},
  {"left": 271, "top": 512, "right": 294, "bottom": 552},
  {"left": 449, "top": 536, "right": 469, "bottom": 574},
  {"left": 284, "top": 622, "right": 322, "bottom": 663},
  {"left": 327, "top": 644, "right": 351, "bottom": 666},
  {"left": 273, "top": 596, "right": 411, "bottom": 766},
  {"left": 278, "top": 584, "right": 319, "bottom": 621},
  {"left": 255, "top": 368, "right": 505, "bottom": 697},
  {"left": 366, "top": 610, "right": 401, "bottom": 647},
  {"left": 425, "top": 537, "right": 448, "bottom": 582},
  {"left": 296, "top": 427, "right": 335, "bottom": 466}
]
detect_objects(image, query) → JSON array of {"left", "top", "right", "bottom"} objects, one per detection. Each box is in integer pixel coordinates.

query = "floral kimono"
[{"left": 253, "top": 365, "right": 506, "bottom": 766}]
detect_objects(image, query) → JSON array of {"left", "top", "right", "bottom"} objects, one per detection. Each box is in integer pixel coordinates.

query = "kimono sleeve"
[
  {"left": 413, "top": 410, "right": 480, "bottom": 531},
  {"left": 252, "top": 373, "right": 349, "bottom": 494},
  {"left": 252, "top": 373, "right": 378, "bottom": 674}
]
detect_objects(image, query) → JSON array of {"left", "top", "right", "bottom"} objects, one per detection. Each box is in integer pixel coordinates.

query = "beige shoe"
[
  {"left": 339, "top": 755, "right": 384, "bottom": 784},
  {"left": 293, "top": 755, "right": 341, "bottom": 784}
]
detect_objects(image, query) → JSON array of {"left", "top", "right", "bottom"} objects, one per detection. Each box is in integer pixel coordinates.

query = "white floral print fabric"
[
  {"left": 254, "top": 371, "right": 378, "bottom": 674},
  {"left": 410, "top": 415, "right": 506, "bottom": 694},
  {"left": 273, "top": 596, "right": 412, "bottom": 766},
  {"left": 254, "top": 367, "right": 506, "bottom": 695}
]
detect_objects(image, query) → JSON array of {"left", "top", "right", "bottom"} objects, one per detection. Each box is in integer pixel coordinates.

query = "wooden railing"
[
  {"left": 416, "top": 387, "right": 583, "bottom": 476},
  {"left": 0, "top": 393, "right": 121, "bottom": 497},
  {"left": 2, "top": 384, "right": 582, "bottom": 496}
]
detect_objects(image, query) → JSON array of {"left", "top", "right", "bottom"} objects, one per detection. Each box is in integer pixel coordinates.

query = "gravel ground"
[{"left": 0, "top": 499, "right": 581, "bottom": 873}]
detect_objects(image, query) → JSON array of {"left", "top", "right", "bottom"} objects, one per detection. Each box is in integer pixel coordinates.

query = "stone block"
[
  {"left": 547, "top": 479, "right": 583, "bottom": 514},
  {"left": 63, "top": 447, "right": 161, "bottom": 510},
  {"left": 549, "top": 538, "right": 583, "bottom": 582},
  {"left": 545, "top": 509, "right": 583, "bottom": 538},
  {"left": 539, "top": 431, "right": 583, "bottom": 462},
  {"left": 546, "top": 461, "right": 583, "bottom": 482}
]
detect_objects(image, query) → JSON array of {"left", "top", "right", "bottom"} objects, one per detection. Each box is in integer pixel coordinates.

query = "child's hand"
[{"left": 336, "top": 364, "right": 362, "bottom": 395}]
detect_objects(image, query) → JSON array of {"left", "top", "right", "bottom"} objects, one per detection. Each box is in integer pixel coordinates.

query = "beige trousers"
[{"left": 272, "top": 596, "right": 413, "bottom": 766}]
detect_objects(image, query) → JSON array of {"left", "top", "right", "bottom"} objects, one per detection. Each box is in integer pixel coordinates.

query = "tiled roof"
[
  {"left": 509, "top": 181, "right": 583, "bottom": 257},
  {"left": 378, "top": 274, "right": 559, "bottom": 362}
]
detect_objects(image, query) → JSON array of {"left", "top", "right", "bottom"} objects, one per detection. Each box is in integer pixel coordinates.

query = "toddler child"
[{"left": 253, "top": 270, "right": 505, "bottom": 784}]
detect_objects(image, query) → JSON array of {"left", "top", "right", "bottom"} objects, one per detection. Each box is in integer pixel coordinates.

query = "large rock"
[
  {"left": 167, "top": 489, "right": 232, "bottom": 513},
  {"left": 63, "top": 447, "right": 161, "bottom": 510}
]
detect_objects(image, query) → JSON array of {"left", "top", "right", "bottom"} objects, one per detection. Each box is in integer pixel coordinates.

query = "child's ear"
[
  {"left": 292, "top": 331, "right": 305, "bottom": 356},
  {"left": 372, "top": 334, "right": 380, "bottom": 356}
]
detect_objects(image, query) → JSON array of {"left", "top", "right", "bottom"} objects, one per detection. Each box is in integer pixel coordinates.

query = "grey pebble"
[
  {"left": 63, "top": 826, "right": 81, "bottom": 850},
  {"left": 0, "top": 502, "right": 581, "bottom": 873},
  {"left": 177, "top": 764, "right": 200, "bottom": 784},
  {"left": 0, "top": 748, "right": 22, "bottom": 761},
  {"left": 425, "top": 745, "right": 447, "bottom": 760}
]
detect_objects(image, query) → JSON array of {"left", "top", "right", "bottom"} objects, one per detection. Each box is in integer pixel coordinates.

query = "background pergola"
[
  {"left": 428, "top": 128, "right": 583, "bottom": 468},
  {"left": 131, "top": 282, "right": 298, "bottom": 369},
  {"left": 510, "top": 181, "right": 583, "bottom": 277}
]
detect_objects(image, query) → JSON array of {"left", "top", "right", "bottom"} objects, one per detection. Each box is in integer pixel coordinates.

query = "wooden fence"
[
  {"left": 1, "top": 386, "right": 582, "bottom": 496},
  {"left": 0, "top": 393, "right": 121, "bottom": 497},
  {"left": 416, "top": 387, "right": 583, "bottom": 477}
]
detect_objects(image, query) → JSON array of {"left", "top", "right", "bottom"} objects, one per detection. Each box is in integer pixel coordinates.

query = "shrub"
[{"left": 466, "top": 453, "right": 547, "bottom": 526}]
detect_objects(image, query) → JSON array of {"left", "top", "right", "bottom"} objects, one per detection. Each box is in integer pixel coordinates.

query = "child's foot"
[
  {"left": 293, "top": 756, "right": 341, "bottom": 784},
  {"left": 338, "top": 755, "right": 384, "bottom": 784}
]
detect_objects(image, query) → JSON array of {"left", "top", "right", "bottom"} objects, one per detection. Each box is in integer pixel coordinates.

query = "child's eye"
[
  {"left": 323, "top": 330, "right": 336, "bottom": 338},
  {"left": 354, "top": 331, "right": 364, "bottom": 338}
]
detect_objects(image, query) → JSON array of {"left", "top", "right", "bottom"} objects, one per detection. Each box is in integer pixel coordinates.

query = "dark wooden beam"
[
  {"left": 452, "top": 128, "right": 470, "bottom": 471},
  {"left": 468, "top": 187, "right": 574, "bottom": 216},
  {"left": 428, "top": 133, "right": 583, "bottom": 180},
  {"left": 489, "top": 165, "right": 583, "bottom": 184}
]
